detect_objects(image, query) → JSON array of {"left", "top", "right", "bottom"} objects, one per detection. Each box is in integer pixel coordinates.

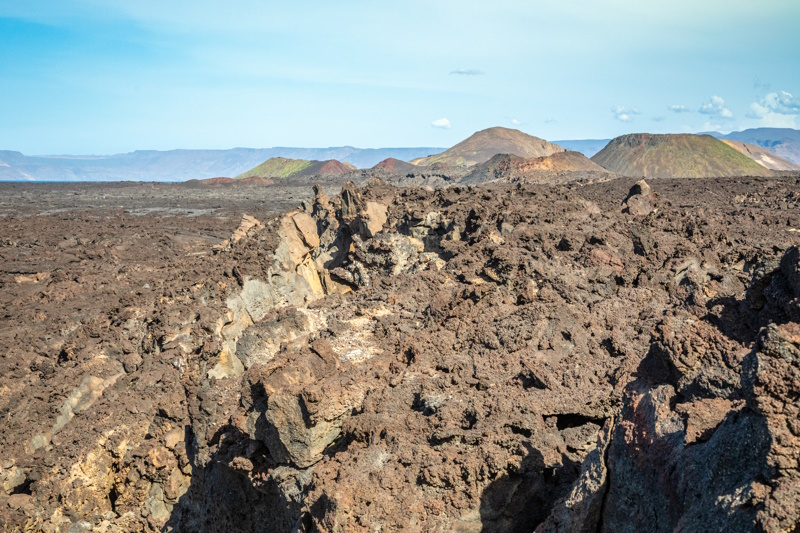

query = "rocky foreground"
[{"left": 1, "top": 176, "right": 799, "bottom": 532}]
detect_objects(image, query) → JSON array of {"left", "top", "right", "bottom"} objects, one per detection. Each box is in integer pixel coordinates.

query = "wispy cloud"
[
  {"left": 753, "top": 77, "right": 771, "bottom": 92},
  {"left": 544, "top": 117, "right": 556, "bottom": 124},
  {"left": 613, "top": 105, "right": 640, "bottom": 122},
  {"left": 431, "top": 117, "right": 451, "bottom": 129},
  {"left": 668, "top": 104, "right": 690, "bottom": 113},
  {"left": 702, "top": 121, "right": 724, "bottom": 133},
  {"left": 510, "top": 118, "right": 522, "bottom": 126},
  {"left": 449, "top": 68, "right": 484, "bottom": 76},
  {"left": 651, "top": 116, "right": 665, "bottom": 122},
  {"left": 699, "top": 95, "right": 733, "bottom": 119}
]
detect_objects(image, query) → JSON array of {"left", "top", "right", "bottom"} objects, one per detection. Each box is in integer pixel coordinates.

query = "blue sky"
[{"left": 1, "top": 0, "right": 799, "bottom": 154}]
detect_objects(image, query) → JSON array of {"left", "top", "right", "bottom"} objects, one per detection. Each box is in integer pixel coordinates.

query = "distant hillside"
[
  {"left": 235, "top": 157, "right": 355, "bottom": 180},
  {"left": 721, "top": 140, "right": 800, "bottom": 171},
  {"left": 0, "top": 152, "right": 33, "bottom": 181},
  {"left": 552, "top": 139, "right": 611, "bottom": 158},
  {"left": 591, "top": 133, "right": 773, "bottom": 178},
  {"left": 555, "top": 129, "right": 800, "bottom": 165},
  {"left": 411, "top": 127, "right": 565, "bottom": 167},
  {"left": 461, "top": 151, "right": 610, "bottom": 185},
  {"left": 371, "top": 158, "right": 417, "bottom": 173},
  {"left": 236, "top": 157, "right": 313, "bottom": 179},
  {"left": 719, "top": 128, "right": 800, "bottom": 166},
  {"left": 7, "top": 127, "right": 797, "bottom": 182},
  {"left": 0, "top": 146, "right": 444, "bottom": 182}
]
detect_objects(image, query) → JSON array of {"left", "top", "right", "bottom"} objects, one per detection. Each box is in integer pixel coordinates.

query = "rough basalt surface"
[{"left": 1, "top": 176, "right": 799, "bottom": 532}]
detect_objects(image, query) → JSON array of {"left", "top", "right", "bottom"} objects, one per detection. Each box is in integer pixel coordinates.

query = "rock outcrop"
[
  {"left": 461, "top": 151, "right": 612, "bottom": 185},
  {"left": 621, "top": 179, "right": 655, "bottom": 216},
  {"left": 2, "top": 175, "right": 800, "bottom": 532}
]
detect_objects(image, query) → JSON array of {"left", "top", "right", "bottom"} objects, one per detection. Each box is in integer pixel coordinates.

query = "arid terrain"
[
  {"left": 4, "top": 0, "right": 799, "bottom": 528},
  {"left": 1, "top": 172, "right": 800, "bottom": 532}
]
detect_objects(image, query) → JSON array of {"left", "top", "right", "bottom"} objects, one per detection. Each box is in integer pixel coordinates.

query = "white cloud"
[
  {"left": 769, "top": 91, "right": 800, "bottom": 114},
  {"left": 747, "top": 91, "right": 800, "bottom": 117},
  {"left": 510, "top": 118, "right": 521, "bottom": 126},
  {"left": 449, "top": 68, "right": 484, "bottom": 76},
  {"left": 747, "top": 102, "right": 769, "bottom": 119},
  {"left": 760, "top": 114, "right": 797, "bottom": 128},
  {"left": 613, "top": 105, "right": 640, "bottom": 122},
  {"left": 699, "top": 95, "right": 733, "bottom": 119},
  {"left": 431, "top": 118, "right": 451, "bottom": 129},
  {"left": 747, "top": 104, "right": 796, "bottom": 127},
  {"left": 745, "top": 90, "right": 799, "bottom": 128},
  {"left": 669, "top": 104, "right": 690, "bottom": 113}
]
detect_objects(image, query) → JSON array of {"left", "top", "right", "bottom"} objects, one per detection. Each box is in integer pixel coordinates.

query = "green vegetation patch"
[
  {"left": 236, "top": 157, "right": 313, "bottom": 179},
  {"left": 642, "top": 136, "right": 769, "bottom": 177}
]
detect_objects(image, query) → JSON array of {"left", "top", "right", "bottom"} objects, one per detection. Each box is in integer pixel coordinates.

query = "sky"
[{"left": 1, "top": 0, "right": 799, "bottom": 154}]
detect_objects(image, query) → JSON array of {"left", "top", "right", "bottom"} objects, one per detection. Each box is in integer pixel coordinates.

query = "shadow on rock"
[
  {"left": 165, "top": 424, "right": 300, "bottom": 532},
  {"left": 478, "top": 444, "right": 580, "bottom": 532},
  {"left": 597, "top": 318, "right": 776, "bottom": 532}
]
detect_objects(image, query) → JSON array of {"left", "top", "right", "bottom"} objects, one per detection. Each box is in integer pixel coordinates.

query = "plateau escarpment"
[{"left": 1, "top": 175, "right": 799, "bottom": 532}]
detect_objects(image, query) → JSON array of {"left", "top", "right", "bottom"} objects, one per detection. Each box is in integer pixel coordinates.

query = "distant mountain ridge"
[
  {"left": 0, "top": 146, "right": 444, "bottom": 182},
  {"left": 591, "top": 133, "right": 773, "bottom": 178},
  {"left": 720, "top": 140, "right": 800, "bottom": 171},
  {"left": 714, "top": 128, "right": 800, "bottom": 166},
  {"left": 552, "top": 139, "right": 611, "bottom": 158},
  {"left": 3, "top": 127, "right": 799, "bottom": 182}
]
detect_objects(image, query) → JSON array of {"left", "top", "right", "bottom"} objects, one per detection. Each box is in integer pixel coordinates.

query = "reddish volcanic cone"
[
  {"left": 372, "top": 158, "right": 417, "bottom": 173},
  {"left": 316, "top": 160, "right": 357, "bottom": 175}
]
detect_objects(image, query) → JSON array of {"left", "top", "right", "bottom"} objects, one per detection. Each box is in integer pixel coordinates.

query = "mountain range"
[
  {"left": 0, "top": 147, "right": 443, "bottom": 182},
  {"left": 720, "top": 140, "right": 800, "bottom": 171},
  {"left": 711, "top": 128, "right": 800, "bottom": 167},
  {"left": 2, "top": 127, "right": 799, "bottom": 182}
]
